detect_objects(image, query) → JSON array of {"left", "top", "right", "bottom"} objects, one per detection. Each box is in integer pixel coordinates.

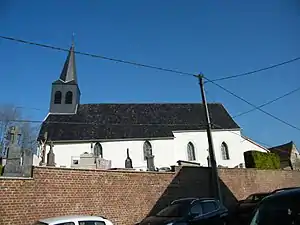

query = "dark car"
[
  {"left": 235, "top": 192, "right": 270, "bottom": 224},
  {"left": 250, "top": 188, "right": 300, "bottom": 225},
  {"left": 138, "top": 197, "right": 228, "bottom": 225},
  {"left": 270, "top": 186, "right": 300, "bottom": 194}
]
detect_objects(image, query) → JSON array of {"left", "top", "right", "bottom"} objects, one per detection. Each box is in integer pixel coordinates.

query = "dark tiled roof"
[
  {"left": 268, "top": 141, "right": 294, "bottom": 158},
  {"left": 268, "top": 141, "right": 295, "bottom": 169},
  {"left": 59, "top": 45, "right": 77, "bottom": 83},
  {"left": 39, "top": 103, "right": 239, "bottom": 141}
]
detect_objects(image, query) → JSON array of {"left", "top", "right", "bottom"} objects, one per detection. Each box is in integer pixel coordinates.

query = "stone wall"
[{"left": 1, "top": 166, "right": 300, "bottom": 225}]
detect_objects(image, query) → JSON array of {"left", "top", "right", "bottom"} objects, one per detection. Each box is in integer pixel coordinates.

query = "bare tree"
[{"left": 0, "top": 105, "right": 39, "bottom": 157}]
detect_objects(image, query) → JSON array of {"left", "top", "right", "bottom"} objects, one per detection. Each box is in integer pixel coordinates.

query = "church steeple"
[
  {"left": 49, "top": 41, "right": 81, "bottom": 115},
  {"left": 59, "top": 44, "right": 77, "bottom": 84}
]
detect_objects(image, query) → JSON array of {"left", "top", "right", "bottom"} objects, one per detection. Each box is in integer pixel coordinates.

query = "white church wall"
[
  {"left": 45, "top": 138, "right": 175, "bottom": 169},
  {"left": 44, "top": 129, "right": 267, "bottom": 169},
  {"left": 173, "top": 130, "right": 267, "bottom": 168}
]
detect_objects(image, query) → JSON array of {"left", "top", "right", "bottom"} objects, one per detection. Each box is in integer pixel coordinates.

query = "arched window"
[
  {"left": 187, "top": 142, "right": 196, "bottom": 161},
  {"left": 143, "top": 141, "right": 152, "bottom": 160},
  {"left": 94, "top": 142, "right": 103, "bottom": 158},
  {"left": 221, "top": 142, "right": 230, "bottom": 160},
  {"left": 54, "top": 91, "right": 62, "bottom": 104},
  {"left": 65, "top": 91, "right": 73, "bottom": 104}
]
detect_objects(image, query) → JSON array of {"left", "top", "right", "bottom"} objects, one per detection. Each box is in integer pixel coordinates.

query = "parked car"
[
  {"left": 236, "top": 192, "right": 270, "bottom": 223},
  {"left": 138, "top": 197, "right": 229, "bottom": 225},
  {"left": 270, "top": 186, "right": 300, "bottom": 194},
  {"left": 250, "top": 188, "right": 300, "bottom": 225},
  {"left": 33, "top": 215, "right": 114, "bottom": 225}
]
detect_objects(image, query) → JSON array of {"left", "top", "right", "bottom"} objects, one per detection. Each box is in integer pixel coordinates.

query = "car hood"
[{"left": 139, "top": 216, "right": 183, "bottom": 225}]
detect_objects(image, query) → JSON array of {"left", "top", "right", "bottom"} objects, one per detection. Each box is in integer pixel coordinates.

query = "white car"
[{"left": 33, "top": 215, "right": 114, "bottom": 225}]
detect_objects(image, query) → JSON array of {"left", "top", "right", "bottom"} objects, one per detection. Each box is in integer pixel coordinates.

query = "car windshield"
[
  {"left": 33, "top": 222, "right": 48, "bottom": 225},
  {"left": 250, "top": 198, "right": 300, "bottom": 225},
  {"left": 156, "top": 203, "right": 188, "bottom": 217}
]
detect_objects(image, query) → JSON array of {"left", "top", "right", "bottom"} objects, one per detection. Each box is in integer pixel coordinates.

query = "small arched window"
[
  {"left": 221, "top": 142, "right": 230, "bottom": 160},
  {"left": 65, "top": 91, "right": 73, "bottom": 104},
  {"left": 54, "top": 91, "right": 62, "bottom": 104},
  {"left": 94, "top": 142, "right": 103, "bottom": 158},
  {"left": 143, "top": 141, "right": 152, "bottom": 160},
  {"left": 187, "top": 142, "right": 196, "bottom": 161}
]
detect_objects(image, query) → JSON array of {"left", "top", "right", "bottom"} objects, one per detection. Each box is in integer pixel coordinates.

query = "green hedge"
[
  {"left": 244, "top": 151, "right": 280, "bottom": 169},
  {"left": 0, "top": 165, "right": 3, "bottom": 176}
]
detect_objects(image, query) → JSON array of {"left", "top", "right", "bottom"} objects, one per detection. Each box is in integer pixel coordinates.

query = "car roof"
[
  {"left": 263, "top": 188, "right": 300, "bottom": 202},
  {"left": 272, "top": 187, "right": 300, "bottom": 193},
  {"left": 171, "top": 197, "right": 217, "bottom": 205},
  {"left": 39, "top": 215, "right": 105, "bottom": 224},
  {"left": 250, "top": 192, "right": 270, "bottom": 196}
]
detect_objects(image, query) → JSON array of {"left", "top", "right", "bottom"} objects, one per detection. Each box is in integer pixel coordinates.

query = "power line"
[
  {"left": 209, "top": 121, "right": 293, "bottom": 156},
  {"left": 210, "top": 56, "right": 300, "bottom": 82},
  {"left": 204, "top": 76, "right": 300, "bottom": 132},
  {"left": 233, "top": 86, "right": 300, "bottom": 118},
  {"left": 0, "top": 35, "right": 196, "bottom": 78},
  {"left": 2, "top": 35, "right": 300, "bottom": 133}
]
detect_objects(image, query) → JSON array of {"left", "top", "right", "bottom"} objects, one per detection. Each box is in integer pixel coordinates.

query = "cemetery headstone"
[
  {"left": 125, "top": 148, "right": 133, "bottom": 168},
  {"left": 46, "top": 142, "right": 55, "bottom": 166},
  {"left": 22, "top": 148, "right": 33, "bottom": 177},
  {"left": 146, "top": 155, "right": 155, "bottom": 171},
  {"left": 97, "top": 158, "right": 112, "bottom": 169},
  {"left": 3, "top": 126, "right": 23, "bottom": 177}
]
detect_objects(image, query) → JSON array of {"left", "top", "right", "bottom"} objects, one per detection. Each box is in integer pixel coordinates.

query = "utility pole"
[{"left": 197, "top": 74, "right": 222, "bottom": 203}]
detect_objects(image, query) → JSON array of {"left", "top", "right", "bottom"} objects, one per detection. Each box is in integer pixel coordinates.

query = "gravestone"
[
  {"left": 46, "top": 142, "right": 55, "bottom": 166},
  {"left": 97, "top": 158, "right": 112, "bottom": 169},
  {"left": 22, "top": 148, "right": 33, "bottom": 177},
  {"left": 3, "top": 126, "right": 23, "bottom": 177},
  {"left": 146, "top": 155, "right": 155, "bottom": 171},
  {"left": 125, "top": 148, "right": 133, "bottom": 168}
]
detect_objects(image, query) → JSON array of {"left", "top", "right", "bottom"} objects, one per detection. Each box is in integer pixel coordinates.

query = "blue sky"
[{"left": 1, "top": 0, "right": 300, "bottom": 148}]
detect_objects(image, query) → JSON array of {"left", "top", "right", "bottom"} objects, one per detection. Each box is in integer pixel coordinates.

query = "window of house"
[
  {"left": 72, "top": 160, "right": 79, "bottom": 165},
  {"left": 143, "top": 141, "right": 152, "bottom": 160},
  {"left": 65, "top": 91, "right": 73, "bottom": 104},
  {"left": 221, "top": 142, "right": 230, "bottom": 160},
  {"left": 187, "top": 142, "right": 196, "bottom": 161},
  {"left": 54, "top": 91, "right": 62, "bottom": 104},
  {"left": 94, "top": 142, "right": 103, "bottom": 158}
]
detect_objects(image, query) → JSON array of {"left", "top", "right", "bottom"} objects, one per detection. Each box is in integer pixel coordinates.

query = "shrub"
[
  {"left": 244, "top": 151, "right": 280, "bottom": 169},
  {"left": 0, "top": 165, "right": 3, "bottom": 175}
]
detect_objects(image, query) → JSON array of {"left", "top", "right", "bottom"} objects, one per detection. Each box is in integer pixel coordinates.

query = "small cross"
[
  {"left": 72, "top": 32, "right": 75, "bottom": 46},
  {"left": 9, "top": 126, "right": 21, "bottom": 145}
]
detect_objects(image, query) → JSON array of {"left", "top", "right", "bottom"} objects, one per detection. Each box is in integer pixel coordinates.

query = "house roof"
[
  {"left": 38, "top": 103, "right": 240, "bottom": 141},
  {"left": 268, "top": 141, "right": 295, "bottom": 158}
]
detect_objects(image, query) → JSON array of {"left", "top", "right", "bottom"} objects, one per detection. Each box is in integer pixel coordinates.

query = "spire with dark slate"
[{"left": 59, "top": 42, "right": 77, "bottom": 83}]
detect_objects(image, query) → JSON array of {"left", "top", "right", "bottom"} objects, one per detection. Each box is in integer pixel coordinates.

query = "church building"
[{"left": 38, "top": 44, "right": 268, "bottom": 170}]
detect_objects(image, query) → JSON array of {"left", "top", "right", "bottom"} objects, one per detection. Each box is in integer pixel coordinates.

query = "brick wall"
[{"left": 1, "top": 166, "right": 300, "bottom": 225}]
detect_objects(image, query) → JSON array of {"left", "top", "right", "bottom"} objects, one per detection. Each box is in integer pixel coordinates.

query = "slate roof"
[
  {"left": 268, "top": 141, "right": 294, "bottom": 157},
  {"left": 268, "top": 141, "right": 296, "bottom": 169},
  {"left": 38, "top": 103, "right": 240, "bottom": 141},
  {"left": 58, "top": 44, "right": 77, "bottom": 83}
]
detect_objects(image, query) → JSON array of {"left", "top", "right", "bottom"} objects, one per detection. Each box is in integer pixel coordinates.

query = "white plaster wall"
[
  {"left": 173, "top": 130, "right": 267, "bottom": 168},
  {"left": 45, "top": 129, "right": 267, "bottom": 169},
  {"left": 45, "top": 139, "right": 175, "bottom": 169}
]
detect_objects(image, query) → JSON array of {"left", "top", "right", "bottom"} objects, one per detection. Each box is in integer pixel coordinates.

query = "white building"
[{"left": 37, "top": 44, "right": 268, "bottom": 170}]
